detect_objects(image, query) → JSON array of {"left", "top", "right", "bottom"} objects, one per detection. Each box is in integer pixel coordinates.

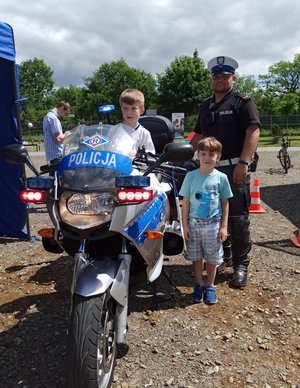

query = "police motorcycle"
[{"left": 2, "top": 119, "right": 193, "bottom": 387}]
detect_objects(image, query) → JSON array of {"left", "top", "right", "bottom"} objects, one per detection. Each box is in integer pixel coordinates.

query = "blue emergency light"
[
  {"left": 115, "top": 176, "right": 150, "bottom": 188},
  {"left": 27, "top": 176, "right": 55, "bottom": 189},
  {"left": 98, "top": 104, "right": 115, "bottom": 113}
]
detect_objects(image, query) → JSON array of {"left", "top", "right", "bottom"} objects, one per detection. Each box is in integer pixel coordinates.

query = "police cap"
[{"left": 207, "top": 56, "right": 239, "bottom": 75}]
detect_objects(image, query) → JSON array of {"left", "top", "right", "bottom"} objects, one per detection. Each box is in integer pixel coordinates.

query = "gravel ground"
[{"left": 0, "top": 148, "right": 299, "bottom": 388}]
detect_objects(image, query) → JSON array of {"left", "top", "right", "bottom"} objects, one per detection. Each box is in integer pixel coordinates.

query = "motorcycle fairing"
[
  {"left": 147, "top": 252, "right": 164, "bottom": 283},
  {"left": 80, "top": 134, "right": 109, "bottom": 148},
  {"left": 57, "top": 149, "right": 133, "bottom": 176},
  {"left": 121, "top": 192, "right": 166, "bottom": 282},
  {"left": 121, "top": 192, "right": 166, "bottom": 245}
]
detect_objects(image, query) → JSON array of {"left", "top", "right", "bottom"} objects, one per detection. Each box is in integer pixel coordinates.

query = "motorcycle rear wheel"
[{"left": 66, "top": 291, "right": 116, "bottom": 388}]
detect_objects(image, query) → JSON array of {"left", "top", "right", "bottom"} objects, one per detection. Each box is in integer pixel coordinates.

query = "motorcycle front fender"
[
  {"left": 73, "top": 255, "right": 130, "bottom": 307},
  {"left": 74, "top": 258, "right": 121, "bottom": 298}
]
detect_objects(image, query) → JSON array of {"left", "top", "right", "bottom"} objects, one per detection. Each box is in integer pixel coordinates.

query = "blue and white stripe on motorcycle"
[
  {"left": 123, "top": 193, "right": 167, "bottom": 245},
  {"left": 58, "top": 150, "right": 133, "bottom": 175}
]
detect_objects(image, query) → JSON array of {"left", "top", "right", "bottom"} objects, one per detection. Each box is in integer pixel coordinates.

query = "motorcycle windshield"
[{"left": 58, "top": 124, "right": 136, "bottom": 191}]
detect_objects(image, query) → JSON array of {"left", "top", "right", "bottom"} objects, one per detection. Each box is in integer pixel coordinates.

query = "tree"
[
  {"left": 232, "top": 74, "right": 276, "bottom": 115},
  {"left": 49, "top": 84, "right": 82, "bottom": 106},
  {"left": 83, "top": 59, "right": 157, "bottom": 122},
  {"left": 48, "top": 85, "right": 84, "bottom": 128},
  {"left": 157, "top": 49, "right": 211, "bottom": 119},
  {"left": 251, "top": 87, "right": 277, "bottom": 115},
  {"left": 273, "top": 93, "right": 300, "bottom": 115},
  {"left": 259, "top": 54, "right": 300, "bottom": 94},
  {"left": 19, "top": 58, "right": 54, "bottom": 125},
  {"left": 233, "top": 74, "right": 258, "bottom": 96}
]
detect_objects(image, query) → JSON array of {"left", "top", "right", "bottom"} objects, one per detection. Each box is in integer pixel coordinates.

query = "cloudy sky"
[{"left": 1, "top": 0, "right": 300, "bottom": 87}]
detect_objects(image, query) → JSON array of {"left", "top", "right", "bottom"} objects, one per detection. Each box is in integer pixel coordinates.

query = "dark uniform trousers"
[{"left": 218, "top": 164, "right": 252, "bottom": 268}]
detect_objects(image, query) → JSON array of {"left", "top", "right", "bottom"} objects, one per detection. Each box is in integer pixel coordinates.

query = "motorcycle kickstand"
[
  {"left": 150, "top": 267, "right": 181, "bottom": 310},
  {"left": 161, "top": 267, "right": 182, "bottom": 295}
]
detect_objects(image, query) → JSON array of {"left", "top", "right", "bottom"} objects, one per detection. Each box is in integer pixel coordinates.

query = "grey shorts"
[{"left": 184, "top": 218, "right": 223, "bottom": 266}]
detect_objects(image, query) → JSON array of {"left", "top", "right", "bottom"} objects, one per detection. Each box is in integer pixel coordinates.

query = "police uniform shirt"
[{"left": 194, "top": 90, "right": 260, "bottom": 160}]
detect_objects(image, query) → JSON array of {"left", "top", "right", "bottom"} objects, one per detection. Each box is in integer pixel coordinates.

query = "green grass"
[
  {"left": 258, "top": 135, "right": 300, "bottom": 147},
  {"left": 181, "top": 132, "right": 300, "bottom": 147}
]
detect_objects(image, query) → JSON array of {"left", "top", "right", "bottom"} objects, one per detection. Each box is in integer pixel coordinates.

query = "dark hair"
[{"left": 56, "top": 101, "right": 70, "bottom": 110}]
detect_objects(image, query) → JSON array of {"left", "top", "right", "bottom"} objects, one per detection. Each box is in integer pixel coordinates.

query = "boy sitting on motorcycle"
[
  {"left": 111, "top": 88, "right": 172, "bottom": 222},
  {"left": 110, "top": 88, "right": 155, "bottom": 156}
]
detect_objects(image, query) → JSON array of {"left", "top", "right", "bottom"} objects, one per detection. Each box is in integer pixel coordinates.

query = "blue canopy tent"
[{"left": 0, "top": 21, "right": 29, "bottom": 239}]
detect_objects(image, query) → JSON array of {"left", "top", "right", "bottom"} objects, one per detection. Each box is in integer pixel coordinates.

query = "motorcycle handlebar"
[
  {"left": 40, "top": 163, "right": 60, "bottom": 174},
  {"left": 156, "top": 163, "right": 188, "bottom": 175}
]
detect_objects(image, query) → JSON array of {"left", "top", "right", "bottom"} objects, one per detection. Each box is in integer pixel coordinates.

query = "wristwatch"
[{"left": 238, "top": 159, "right": 249, "bottom": 166}]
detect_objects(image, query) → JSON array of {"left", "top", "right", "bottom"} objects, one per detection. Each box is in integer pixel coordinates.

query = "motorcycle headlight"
[
  {"left": 67, "top": 193, "right": 116, "bottom": 215},
  {"left": 59, "top": 191, "right": 117, "bottom": 229}
]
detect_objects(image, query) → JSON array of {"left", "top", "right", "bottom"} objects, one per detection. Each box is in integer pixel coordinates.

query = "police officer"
[{"left": 190, "top": 56, "right": 260, "bottom": 288}]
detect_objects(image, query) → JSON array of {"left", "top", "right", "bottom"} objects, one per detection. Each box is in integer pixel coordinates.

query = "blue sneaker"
[
  {"left": 193, "top": 284, "right": 206, "bottom": 303},
  {"left": 205, "top": 285, "right": 218, "bottom": 304}
]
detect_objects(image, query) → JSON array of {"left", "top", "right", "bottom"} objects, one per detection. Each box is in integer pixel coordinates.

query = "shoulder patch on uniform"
[
  {"left": 199, "top": 97, "right": 211, "bottom": 109},
  {"left": 234, "top": 92, "right": 250, "bottom": 101}
]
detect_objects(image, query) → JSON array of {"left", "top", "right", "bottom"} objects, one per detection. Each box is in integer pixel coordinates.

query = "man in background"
[{"left": 43, "top": 101, "right": 71, "bottom": 165}]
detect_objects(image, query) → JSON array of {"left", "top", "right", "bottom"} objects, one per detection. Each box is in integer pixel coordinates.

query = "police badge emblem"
[{"left": 217, "top": 56, "right": 225, "bottom": 65}]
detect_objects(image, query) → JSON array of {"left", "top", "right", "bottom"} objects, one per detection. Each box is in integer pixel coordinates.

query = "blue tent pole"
[{"left": 14, "top": 65, "right": 32, "bottom": 240}]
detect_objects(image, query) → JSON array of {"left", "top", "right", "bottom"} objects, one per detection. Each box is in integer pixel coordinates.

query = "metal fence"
[
  {"left": 260, "top": 115, "right": 300, "bottom": 132},
  {"left": 21, "top": 115, "right": 300, "bottom": 138}
]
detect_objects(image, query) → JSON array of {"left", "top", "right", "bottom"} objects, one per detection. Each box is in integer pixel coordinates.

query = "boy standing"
[
  {"left": 179, "top": 137, "right": 233, "bottom": 304},
  {"left": 111, "top": 88, "right": 155, "bottom": 154}
]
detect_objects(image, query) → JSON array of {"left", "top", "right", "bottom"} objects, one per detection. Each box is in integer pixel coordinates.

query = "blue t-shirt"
[{"left": 179, "top": 169, "right": 233, "bottom": 220}]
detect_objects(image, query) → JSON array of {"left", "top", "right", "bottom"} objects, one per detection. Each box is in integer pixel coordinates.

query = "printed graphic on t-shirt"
[{"left": 195, "top": 190, "right": 219, "bottom": 218}]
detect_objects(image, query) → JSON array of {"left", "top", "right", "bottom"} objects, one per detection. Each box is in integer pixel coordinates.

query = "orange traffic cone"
[
  {"left": 249, "top": 178, "right": 267, "bottom": 213},
  {"left": 290, "top": 230, "right": 300, "bottom": 248}
]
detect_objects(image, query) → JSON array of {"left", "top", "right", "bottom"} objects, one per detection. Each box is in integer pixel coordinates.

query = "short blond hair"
[
  {"left": 119, "top": 89, "right": 145, "bottom": 108},
  {"left": 197, "top": 136, "right": 223, "bottom": 154}
]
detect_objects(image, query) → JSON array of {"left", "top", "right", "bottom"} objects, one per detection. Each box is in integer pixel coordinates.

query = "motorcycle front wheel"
[
  {"left": 66, "top": 291, "right": 117, "bottom": 388},
  {"left": 278, "top": 148, "right": 291, "bottom": 173}
]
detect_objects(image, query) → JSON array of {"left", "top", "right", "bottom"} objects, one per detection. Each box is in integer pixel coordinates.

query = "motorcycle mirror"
[
  {"left": 1, "top": 143, "right": 40, "bottom": 176},
  {"left": 143, "top": 143, "right": 195, "bottom": 176},
  {"left": 163, "top": 143, "right": 194, "bottom": 162},
  {"left": 1, "top": 143, "right": 29, "bottom": 164}
]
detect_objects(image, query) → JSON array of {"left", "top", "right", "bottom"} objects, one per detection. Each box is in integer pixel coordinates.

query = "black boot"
[
  {"left": 230, "top": 265, "right": 248, "bottom": 288},
  {"left": 217, "top": 258, "right": 233, "bottom": 274},
  {"left": 217, "top": 237, "right": 233, "bottom": 274}
]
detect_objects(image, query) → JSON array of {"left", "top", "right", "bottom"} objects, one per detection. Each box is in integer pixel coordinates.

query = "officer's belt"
[{"left": 217, "top": 157, "right": 239, "bottom": 167}]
